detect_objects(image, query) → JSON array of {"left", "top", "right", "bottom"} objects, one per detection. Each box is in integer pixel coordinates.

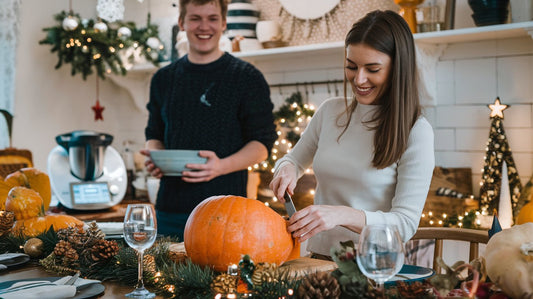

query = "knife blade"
[{"left": 284, "top": 192, "right": 297, "bottom": 218}]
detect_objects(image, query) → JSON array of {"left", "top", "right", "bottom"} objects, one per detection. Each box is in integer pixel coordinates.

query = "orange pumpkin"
[
  {"left": 4, "top": 168, "right": 52, "bottom": 211},
  {"left": 184, "top": 195, "right": 295, "bottom": 272},
  {"left": 12, "top": 214, "right": 84, "bottom": 237},
  {"left": 517, "top": 199, "right": 533, "bottom": 225},
  {"left": 5, "top": 186, "right": 45, "bottom": 220}
]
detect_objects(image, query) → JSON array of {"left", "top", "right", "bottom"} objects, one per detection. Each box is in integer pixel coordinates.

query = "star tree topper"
[{"left": 488, "top": 97, "right": 509, "bottom": 119}]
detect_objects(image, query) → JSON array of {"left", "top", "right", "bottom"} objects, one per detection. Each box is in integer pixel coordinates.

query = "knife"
[{"left": 284, "top": 192, "right": 297, "bottom": 218}]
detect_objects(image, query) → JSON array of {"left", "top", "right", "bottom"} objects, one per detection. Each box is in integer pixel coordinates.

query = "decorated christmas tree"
[
  {"left": 479, "top": 97, "right": 523, "bottom": 221},
  {"left": 255, "top": 91, "right": 315, "bottom": 173}
]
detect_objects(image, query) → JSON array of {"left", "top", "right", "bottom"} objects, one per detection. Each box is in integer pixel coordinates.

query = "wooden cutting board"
[
  {"left": 168, "top": 243, "right": 337, "bottom": 276},
  {"left": 280, "top": 257, "right": 337, "bottom": 277}
]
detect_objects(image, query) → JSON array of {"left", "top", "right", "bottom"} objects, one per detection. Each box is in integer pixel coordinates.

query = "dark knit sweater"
[{"left": 145, "top": 53, "right": 277, "bottom": 214}]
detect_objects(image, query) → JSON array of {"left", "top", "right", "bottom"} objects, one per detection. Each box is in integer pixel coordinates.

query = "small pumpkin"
[
  {"left": 484, "top": 222, "right": 533, "bottom": 298},
  {"left": 184, "top": 195, "right": 295, "bottom": 272},
  {"left": 12, "top": 214, "right": 84, "bottom": 237},
  {"left": 517, "top": 200, "right": 533, "bottom": 225},
  {"left": 5, "top": 186, "right": 45, "bottom": 220},
  {"left": 4, "top": 168, "right": 52, "bottom": 211}
]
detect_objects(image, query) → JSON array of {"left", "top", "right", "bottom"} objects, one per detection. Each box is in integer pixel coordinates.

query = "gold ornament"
[{"left": 24, "top": 237, "right": 44, "bottom": 258}]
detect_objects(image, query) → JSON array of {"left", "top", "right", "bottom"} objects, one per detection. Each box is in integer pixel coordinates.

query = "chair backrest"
[
  {"left": 0, "top": 148, "right": 33, "bottom": 178},
  {"left": 411, "top": 227, "right": 489, "bottom": 273}
]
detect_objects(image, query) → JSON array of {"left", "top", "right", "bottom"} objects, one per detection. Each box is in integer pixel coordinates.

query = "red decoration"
[{"left": 91, "top": 99, "right": 105, "bottom": 121}]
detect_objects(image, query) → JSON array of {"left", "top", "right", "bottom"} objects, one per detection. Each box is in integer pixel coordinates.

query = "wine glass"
[
  {"left": 124, "top": 204, "right": 158, "bottom": 298},
  {"left": 356, "top": 224, "right": 405, "bottom": 292}
]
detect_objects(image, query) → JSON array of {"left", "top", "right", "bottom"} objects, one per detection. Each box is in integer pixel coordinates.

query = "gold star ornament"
[{"left": 488, "top": 97, "right": 509, "bottom": 119}]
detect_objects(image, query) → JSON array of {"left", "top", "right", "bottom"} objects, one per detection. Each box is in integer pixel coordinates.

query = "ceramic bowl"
[{"left": 149, "top": 150, "right": 207, "bottom": 176}]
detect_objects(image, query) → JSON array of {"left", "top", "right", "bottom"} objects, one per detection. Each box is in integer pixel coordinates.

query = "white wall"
[
  {"left": 13, "top": 0, "right": 177, "bottom": 170},
  {"left": 14, "top": 1, "right": 533, "bottom": 196}
]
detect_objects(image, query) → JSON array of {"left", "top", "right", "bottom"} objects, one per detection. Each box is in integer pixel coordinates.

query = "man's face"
[{"left": 179, "top": 1, "right": 226, "bottom": 62}]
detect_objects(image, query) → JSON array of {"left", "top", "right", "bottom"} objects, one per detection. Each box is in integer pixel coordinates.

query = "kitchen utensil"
[{"left": 284, "top": 192, "right": 297, "bottom": 217}]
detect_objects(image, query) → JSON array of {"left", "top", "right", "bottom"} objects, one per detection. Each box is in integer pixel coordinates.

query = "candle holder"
[{"left": 394, "top": 0, "right": 425, "bottom": 33}]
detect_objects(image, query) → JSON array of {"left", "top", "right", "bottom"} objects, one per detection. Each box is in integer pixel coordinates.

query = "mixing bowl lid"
[{"left": 56, "top": 130, "right": 113, "bottom": 149}]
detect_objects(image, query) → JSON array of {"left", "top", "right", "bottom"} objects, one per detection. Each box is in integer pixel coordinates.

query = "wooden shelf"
[
  {"left": 232, "top": 21, "right": 533, "bottom": 63},
  {"left": 111, "top": 21, "right": 533, "bottom": 108}
]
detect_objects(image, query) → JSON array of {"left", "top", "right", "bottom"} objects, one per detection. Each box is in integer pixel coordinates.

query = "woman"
[{"left": 270, "top": 10, "right": 435, "bottom": 258}]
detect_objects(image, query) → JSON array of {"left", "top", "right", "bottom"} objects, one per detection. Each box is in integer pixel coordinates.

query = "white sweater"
[{"left": 275, "top": 97, "right": 435, "bottom": 255}]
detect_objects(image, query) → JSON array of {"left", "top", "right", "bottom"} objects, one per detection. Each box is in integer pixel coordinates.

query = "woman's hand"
[
  {"left": 140, "top": 149, "right": 163, "bottom": 178},
  {"left": 181, "top": 150, "right": 222, "bottom": 183},
  {"left": 287, "top": 205, "right": 366, "bottom": 243},
  {"left": 270, "top": 162, "right": 298, "bottom": 202}
]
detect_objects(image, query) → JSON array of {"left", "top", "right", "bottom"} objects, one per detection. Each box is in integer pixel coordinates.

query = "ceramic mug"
[{"left": 256, "top": 20, "right": 281, "bottom": 43}]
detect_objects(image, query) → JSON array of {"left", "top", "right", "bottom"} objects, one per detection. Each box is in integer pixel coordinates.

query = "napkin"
[
  {"left": 97, "top": 222, "right": 124, "bottom": 236},
  {"left": 1, "top": 285, "right": 76, "bottom": 299},
  {"left": 0, "top": 253, "right": 29, "bottom": 269}
]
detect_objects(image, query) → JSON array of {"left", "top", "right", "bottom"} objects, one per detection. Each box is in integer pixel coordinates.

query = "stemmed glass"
[
  {"left": 124, "top": 204, "right": 158, "bottom": 298},
  {"left": 356, "top": 224, "right": 405, "bottom": 292}
]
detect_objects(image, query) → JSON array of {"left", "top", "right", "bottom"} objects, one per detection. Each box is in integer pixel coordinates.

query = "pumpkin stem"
[{"left": 521, "top": 241, "right": 533, "bottom": 262}]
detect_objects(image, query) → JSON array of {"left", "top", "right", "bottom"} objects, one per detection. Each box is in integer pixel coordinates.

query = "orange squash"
[
  {"left": 517, "top": 200, "right": 533, "bottom": 225},
  {"left": 12, "top": 214, "right": 84, "bottom": 237},
  {"left": 5, "top": 186, "right": 45, "bottom": 220},
  {"left": 184, "top": 195, "right": 294, "bottom": 272},
  {"left": 4, "top": 168, "right": 52, "bottom": 211}
]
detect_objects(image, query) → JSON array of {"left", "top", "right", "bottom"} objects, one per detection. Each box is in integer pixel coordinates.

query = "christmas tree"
[
  {"left": 255, "top": 91, "right": 315, "bottom": 173},
  {"left": 479, "top": 97, "right": 523, "bottom": 219}
]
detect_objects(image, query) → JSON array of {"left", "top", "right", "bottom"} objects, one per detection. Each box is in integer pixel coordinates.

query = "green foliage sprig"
[{"left": 39, "top": 11, "right": 163, "bottom": 80}]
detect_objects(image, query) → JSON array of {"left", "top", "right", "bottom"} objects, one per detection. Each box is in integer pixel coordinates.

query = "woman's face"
[{"left": 345, "top": 43, "right": 392, "bottom": 105}]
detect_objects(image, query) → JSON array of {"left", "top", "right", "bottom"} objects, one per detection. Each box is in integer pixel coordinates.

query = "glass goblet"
[
  {"left": 124, "top": 204, "right": 157, "bottom": 298},
  {"left": 356, "top": 224, "right": 405, "bottom": 292}
]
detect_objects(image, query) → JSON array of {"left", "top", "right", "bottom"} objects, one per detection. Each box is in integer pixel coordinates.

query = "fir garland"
[
  {"left": 0, "top": 229, "right": 507, "bottom": 298},
  {"left": 39, "top": 11, "right": 163, "bottom": 80}
]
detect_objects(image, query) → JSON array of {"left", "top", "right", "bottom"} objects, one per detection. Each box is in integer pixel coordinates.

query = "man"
[{"left": 141, "top": 0, "right": 277, "bottom": 239}]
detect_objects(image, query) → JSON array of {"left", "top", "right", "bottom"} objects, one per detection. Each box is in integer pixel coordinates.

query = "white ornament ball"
[
  {"left": 117, "top": 27, "right": 132, "bottom": 40},
  {"left": 146, "top": 37, "right": 160, "bottom": 49},
  {"left": 81, "top": 19, "right": 89, "bottom": 28},
  {"left": 94, "top": 22, "right": 108, "bottom": 33},
  {"left": 62, "top": 17, "right": 79, "bottom": 31}
]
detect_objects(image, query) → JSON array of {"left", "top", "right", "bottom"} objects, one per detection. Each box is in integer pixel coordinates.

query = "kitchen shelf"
[
  {"left": 110, "top": 21, "right": 533, "bottom": 109},
  {"left": 233, "top": 21, "right": 533, "bottom": 63}
]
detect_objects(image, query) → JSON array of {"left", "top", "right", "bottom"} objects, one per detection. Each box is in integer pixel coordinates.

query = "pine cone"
[
  {"left": 39, "top": 253, "right": 78, "bottom": 276},
  {"left": 143, "top": 254, "right": 157, "bottom": 275},
  {"left": 56, "top": 226, "right": 84, "bottom": 241},
  {"left": 211, "top": 273, "right": 237, "bottom": 294},
  {"left": 63, "top": 247, "right": 79, "bottom": 266},
  {"left": 394, "top": 280, "right": 434, "bottom": 298},
  {"left": 54, "top": 240, "right": 73, "bottom": 256},
  {"left": 252, "top": 262, "right": 281, "bottom": 286},
  {"left": 0, "top": 210, "right": 15, "bottom": 237},
  {"left": 86, "top": 221, "right": 105, "bottom": 241},
  {"left": 90, "top": 239, "right": 119, "bottom": 262},
  {"left": 298, "top": 271, "right": 341, "bottom": 299}
]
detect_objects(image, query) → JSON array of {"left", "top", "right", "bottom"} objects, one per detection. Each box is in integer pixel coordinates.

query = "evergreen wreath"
[{"left": 39, "top": 10, "right": 163, "bottom": 80}]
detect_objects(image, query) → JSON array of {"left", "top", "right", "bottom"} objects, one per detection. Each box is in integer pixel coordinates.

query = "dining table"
[{"left": 0, "top": 262, "right": 165, "bottom": 298}]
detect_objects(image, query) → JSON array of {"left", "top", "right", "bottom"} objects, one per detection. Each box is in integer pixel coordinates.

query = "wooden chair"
[
  {"left": 0, "top": 109, "right": 33, "bottom": 178},
  {"left": 411, "top": 227, "right": 489, "bottom": 273}
]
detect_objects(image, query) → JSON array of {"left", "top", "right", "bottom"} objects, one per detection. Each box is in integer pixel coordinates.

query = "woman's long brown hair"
[{"left": 338, "top": 10, "right": 421, "bottom": 169}]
